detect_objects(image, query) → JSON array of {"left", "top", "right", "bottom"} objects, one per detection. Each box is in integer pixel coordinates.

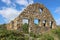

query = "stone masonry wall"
[{"left": 6, "top": 3, "right": 56, "bottom": 33}]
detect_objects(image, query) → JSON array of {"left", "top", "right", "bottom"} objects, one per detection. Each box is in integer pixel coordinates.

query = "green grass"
[{"left": 0, "top": 24, "right": 60, "bottom": 40}]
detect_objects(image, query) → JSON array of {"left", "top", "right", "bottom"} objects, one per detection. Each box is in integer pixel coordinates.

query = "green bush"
[
  {"left": 30, "top": 32, "right": 40, "bottom": 38},
  {"left": 0, "top": 28, "right": 26, "bottom": 40},
  {"left": 43, "top": 34, "right": 54, "bottom": 40},
  {"left": 0, "top": 24, "right": 60, "bottom": 40},
  {"left": 22, "top": 23, "right": 29, "bottom": 33},
  {"left": 51, "top": 28, "right": 60, "bottom": 39}
]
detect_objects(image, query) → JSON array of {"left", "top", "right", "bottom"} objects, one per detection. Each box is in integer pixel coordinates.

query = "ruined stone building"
[{"left": 6, "top": 3, "right": 56, "bottom": 33}]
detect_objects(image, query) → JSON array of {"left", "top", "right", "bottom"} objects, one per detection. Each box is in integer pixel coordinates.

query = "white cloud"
[
  {"left": 1, "top": 0, "right": 16, "bottom": 8},
  {"left": 54, "top": 7, "right": 60, "bottom": 25},
  {"left": 1, "top": 0, "right": 34, "bottom": 6},
  {"left": 29, "top": 0, "right": 34, "bottom": 4},
  {"left": 15, "top": 0, "right": 34, "bottom": 6},
  {"left": 0, "top": 7, "right": 22, "bottom": 23},
  {"left": 0, "top": 0, "right": 34, "bottom": 24},
  {"left": 22, "top": 19, "right": 28, "bottom": 24},
  {"left": 55, "top": 7, "right": 60, "bottom": 14},
  {"left": 1, "top": 0, "right": 11, "bottom": 5},
  {"left": 15, "top": 0, "right": 28, "bottom": 6},
  {"left": 56, "top": 18, "right": 60, "bottom": 25}
]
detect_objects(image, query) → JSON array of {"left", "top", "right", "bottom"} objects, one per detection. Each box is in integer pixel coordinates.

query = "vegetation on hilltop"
[{"left": 0, "top": 24, "right": 60, "bottom": 40}]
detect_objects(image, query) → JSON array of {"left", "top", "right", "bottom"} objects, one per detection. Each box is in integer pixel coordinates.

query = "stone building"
[{"left": 6, "top": 3, "right": 56, "bottom": 33}]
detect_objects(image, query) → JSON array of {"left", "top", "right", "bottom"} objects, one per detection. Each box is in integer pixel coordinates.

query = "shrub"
[{"left": 22, "top": 23, "right": 29, "bottom": 33}]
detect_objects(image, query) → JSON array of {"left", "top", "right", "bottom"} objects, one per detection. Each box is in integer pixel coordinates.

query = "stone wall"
[{"left": 6, "top": 3, "right": 56, "bottom": 33}]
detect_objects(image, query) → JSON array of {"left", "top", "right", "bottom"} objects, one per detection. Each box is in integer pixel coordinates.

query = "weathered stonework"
[{"left": 6, "top": 3, "right": 56, "bottom": 33}]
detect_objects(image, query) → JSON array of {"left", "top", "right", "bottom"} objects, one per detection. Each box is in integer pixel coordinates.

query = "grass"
[{"left": 0, "top": 24, "right": 60, "bottom": 40}]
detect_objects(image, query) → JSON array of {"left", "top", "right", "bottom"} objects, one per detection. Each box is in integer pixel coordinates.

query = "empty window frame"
[
  {"left": 39, "top": 8, "right": 43, "bottom": 14},
  {"left": 22, "top": 19, "right": 29, "bottom": 24},
  {"left": 34, "top": 19, "right": 39, "bottom": 25},
  {"left": 43, "top": 20, "right": 46, "bottom": 27},
  {"left": 49, "top": 21, "right": 53, "bottom": 28}
]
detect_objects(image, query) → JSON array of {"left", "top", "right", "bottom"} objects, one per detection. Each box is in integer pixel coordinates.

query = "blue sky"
[{"left": 0, "top": 0, "right": 60, "bottom": 25}]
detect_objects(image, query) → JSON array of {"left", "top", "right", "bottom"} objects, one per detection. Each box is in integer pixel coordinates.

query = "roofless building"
[{"left": 6, "top": 3, "right": 56, "bottom": 33}]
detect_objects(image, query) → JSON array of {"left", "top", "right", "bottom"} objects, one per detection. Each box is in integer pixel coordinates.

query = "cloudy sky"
[{"left": 0, "top": 0, "right": 60, "bottom": 25}]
